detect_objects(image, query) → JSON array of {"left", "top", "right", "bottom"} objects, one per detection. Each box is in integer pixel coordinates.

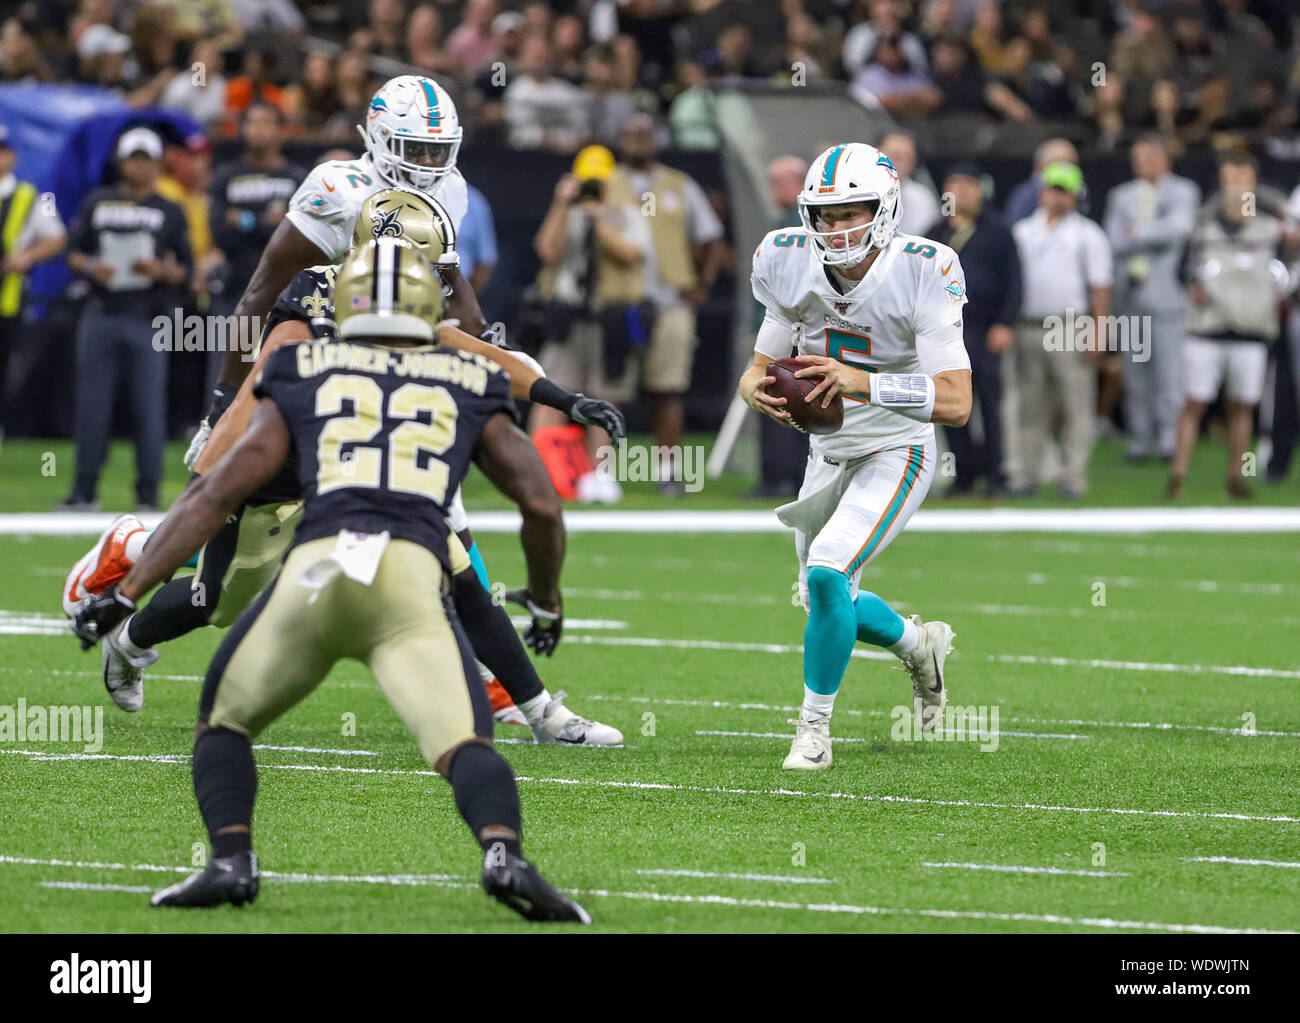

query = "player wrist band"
[
  {"left": 529, "top": 377, "right": 578, "bottom": 415},
  {"left": 205, "top": 381, "right": 238, "bottom": 422},
  {"left": 868, "top": 374, "right": 935, "bottom": 423}
]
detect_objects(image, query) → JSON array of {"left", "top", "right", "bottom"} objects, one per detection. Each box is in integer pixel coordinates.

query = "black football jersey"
[
  {"left": 262, "top": 264, "right": 337, "bottom": 338},
  {"left": 253, "top": 339, "right": 517, "bottom": 568}
]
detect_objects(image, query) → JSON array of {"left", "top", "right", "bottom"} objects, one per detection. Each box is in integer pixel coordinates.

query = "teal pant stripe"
[
  {"left": 466, "top": 542, "right": 491, "bottom": 590},
  {"left": 845, "top": 445, "right": 924, "bottom": 577}
]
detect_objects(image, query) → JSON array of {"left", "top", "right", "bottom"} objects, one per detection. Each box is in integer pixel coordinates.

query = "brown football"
[{"left": 765, "top": 357, "right": 844, "bottom": 436}]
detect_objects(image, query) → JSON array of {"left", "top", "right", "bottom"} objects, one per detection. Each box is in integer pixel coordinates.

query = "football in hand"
[{"left": 765, "top": 357, "right": 844, "bottom": 435}]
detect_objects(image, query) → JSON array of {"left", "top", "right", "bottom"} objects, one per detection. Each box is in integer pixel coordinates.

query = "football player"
[
  {"left": 736, "top": 143, "right": 973, "bottom": 770},
  {"left": 73, "top": 239, "right": 590, "bottom": 922},
  {"left": 190, "top": 75, "right": 489, "bottom": 475},
  {"left": 65, "top": 190, "right": 623, "bottom": 746}
]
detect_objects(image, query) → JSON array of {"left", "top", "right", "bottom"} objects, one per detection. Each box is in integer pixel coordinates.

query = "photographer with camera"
[{"left": 531, "top": 145, "right": 643, "bottom": 503}]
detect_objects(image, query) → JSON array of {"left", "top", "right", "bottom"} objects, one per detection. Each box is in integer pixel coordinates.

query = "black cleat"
[
  {"left": 151, "top": 852, "right": 259, "bottom": 908},
  {"left": 481, "top": 843, "right": 591, "bottom": 924}
]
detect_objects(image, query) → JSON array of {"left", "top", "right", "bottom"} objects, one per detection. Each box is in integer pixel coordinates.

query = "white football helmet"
[
  {"left": 362, "top": 75, "right": 462, "bottom": 192},
  {"left": 797, "top": 142, "right": 903, "bottom": 267}
]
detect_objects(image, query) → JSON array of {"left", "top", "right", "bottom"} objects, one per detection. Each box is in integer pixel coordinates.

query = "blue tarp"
[{"left": 0, "top": 83, "right": 201, "bottom": 309}]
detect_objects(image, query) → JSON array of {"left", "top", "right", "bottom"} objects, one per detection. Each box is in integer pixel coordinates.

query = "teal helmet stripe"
[
  {"left": 820, "top": 145, "right": 846, "bottom": 189},
  {"left": 418, "top": 78, "right": 441, "bottom": 130}
]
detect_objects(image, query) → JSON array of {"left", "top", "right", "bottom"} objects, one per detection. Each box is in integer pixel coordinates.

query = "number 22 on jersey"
[{"left": 314, "top": 375, "right": 458, "bottom": 502}]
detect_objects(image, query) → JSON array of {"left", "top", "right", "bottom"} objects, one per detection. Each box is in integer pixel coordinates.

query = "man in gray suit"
[{"left": 1104, "top": 136, "right": 1200, "bottom": 461}]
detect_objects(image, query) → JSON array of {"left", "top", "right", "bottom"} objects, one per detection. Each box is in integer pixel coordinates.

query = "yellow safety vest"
[{"left": 0, "top": 181, "right": 36, "bottom": 317}]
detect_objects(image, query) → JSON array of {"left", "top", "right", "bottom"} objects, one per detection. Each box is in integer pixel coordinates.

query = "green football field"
[{"left": 0, "top": 439, "right": 1298, "bottom": 933}]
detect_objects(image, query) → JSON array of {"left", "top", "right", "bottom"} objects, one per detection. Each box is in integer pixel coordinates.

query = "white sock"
[
  {"left": 124, "top": 529, "right": 150, "bottom": 563},
  {"left": 519, "top": 689, "right": 551, "bottom": 724},
  {"left": 119, "top": 614, "right": 150, "bottom": 657},
  {"left": 802, "top": 686, "right": 836, "bottom": 720},
  {"left": 890, "top": 617, "right": 920, "bottom": 657}
]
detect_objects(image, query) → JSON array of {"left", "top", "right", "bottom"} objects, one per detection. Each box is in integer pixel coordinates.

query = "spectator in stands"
[
  {"left": 843, "top": 0, "right": 927, "bottom": 80},
  {"left": 1110, "top": 7, "right": 1175, "bottom": 85},
  {"left": 468, "top": 11, "right": 526, "bottom": 143},
  {"left": 585, "top": 43, "right": 641, "bottom": 147},
  {"left": 446, "top": 0, "right": 500, "bottom": 76},
  {"left": 1103, "top": 135, "right": 1200, "bottom": 462},
  {"left": 931, "top": 33, "right": 1031, "bottom": 120},
  {"left": 1004, "top": 137, "right": 1078, "bottom": 224},
  {"left": 531, "top": 145, "right": 641, "bottom": 503},
  {"left": 928, "top": 164, "right": 1020, "bottom": 497},
  {"left": 160, "top": 39, "right": 227, "bottom": 130},
  {"left": 552, "top": 15, "right": 587, "bottom": 84},
  {"left": 230, "top": 0, "right": 304, "bottom": 36},
  {"left": 407, "top": 4, "right": 458, "bottom": 77},
  {"left": 325, "top": 50, "right": 375, "bottom": 141},
  {"left": 0, "top": 127, "right": 66, "bottom": 437},
  {"left": 125, "top": 4, "right": 180, "bottom": 109},
  {"left": 1010, "top": 162, "right": 1112, "bottom": 498},
  {"left": 285, "top": 50, "right": 341, "bottom": 133},
  {"left": 154, "top": 0, "right": 243, "bottom": 51},
  {"left": 850, "top": 32, "right": 941, "bottom": 116},
  {"left": 366, "top": 0, "right": 409, "bottom": 62},
  {"left": 1006, "top": 8, "right": 1080, "bottom": 120},
  {"left": 669, "top": 57, "right": 762, "bottom": 153},
  {"left": 878, "top": 131, "right": 940, "bottom": 237},
  {"left": 968, "top": 0, "right": 1018, "bottom": 76},
  {"left": 1169, "top": 151, "right": 1286, "bottom": 501},
  {"left": 0, "top": 16, "right": 53, "bottom": 82},
  {"left": 458, "top": 183, "right": 498, "bottom": 295},
  {"left": 224, "top": 47, "right": 288, "bottom": 132},
  {"left": 504, "top": 35, "right": 589, "bottom": 152},
  {"left": 784, "top": 12, "right": 830, "bottom": 83},
  {"left": 61, "top": 127, "right": 191, "bottom": 511}
]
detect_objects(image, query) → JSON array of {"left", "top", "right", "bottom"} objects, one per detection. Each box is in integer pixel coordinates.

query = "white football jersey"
[
  {"left": 752, "top": 229, "right": 971, "bottom": 457},
  {"left": 285, "top": 153, "right": 470, "bottom": 262}
]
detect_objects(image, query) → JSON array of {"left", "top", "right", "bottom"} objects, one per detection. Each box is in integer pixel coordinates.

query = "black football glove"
[
  {"left": 570, "top": 394, "right": 626, "bottom": 444},
  {"left": 72, "top": 587, "right": 137, "bottom": 651},
  {"left": 505, "top": 589, "right": 564, "bottom": 657}
]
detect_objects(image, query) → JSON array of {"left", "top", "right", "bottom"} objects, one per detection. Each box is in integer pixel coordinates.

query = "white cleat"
[
  {"left": 900, "top": 614, "right": 953, "bottom": 732},
  {"left": 782, "top": 713, "right": 832, "bottom": 771},
  {"left": 102, "top": 622, "right": 158, "bottom": 712},
  {"left": 530, "top": 691, "right": 623, "bottom": 746}
]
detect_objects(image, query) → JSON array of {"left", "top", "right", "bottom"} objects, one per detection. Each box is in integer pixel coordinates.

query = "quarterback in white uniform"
[{"left": 738, "top": 142, "right": 973, "bottom": 771}]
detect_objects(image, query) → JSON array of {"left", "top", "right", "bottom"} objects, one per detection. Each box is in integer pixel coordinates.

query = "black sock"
[
  {"left": 192, "top": 726, "right": 257, "bottom": 854},
  {"left": 447, "top": 741, "right": 521, "bottom": 843},
  {"left": 127, "top": 577, "right": 212, "bottom": 649},
  {"left": 450, "top": 568, "right": 545, "bottom": 705}
]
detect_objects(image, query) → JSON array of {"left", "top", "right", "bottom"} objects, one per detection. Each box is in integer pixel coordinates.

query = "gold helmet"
[
  {"left": 352, "top": 186, "right": 459, "bottom": 270},
  {"left": 334, "top": 237, "right": 443, "bottom": 343}
]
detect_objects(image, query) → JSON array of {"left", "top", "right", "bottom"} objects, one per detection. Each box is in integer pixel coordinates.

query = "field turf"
[{"left": 1, "top": 439, "right": 1297, "bottom": 931}]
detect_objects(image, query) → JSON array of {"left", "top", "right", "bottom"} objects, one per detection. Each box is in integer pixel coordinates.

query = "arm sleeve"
[
  {"left": 913, "top": 253, "right": 971, "bottom": 375},
  {"left": 754, "top": 309, "right": 796, "bottom": 359},
  {"left": 284, "top": 168, "right": 351, "bottom": 261},
  {"left": 1084, "top": 224, "right": 1113, "bottom": 288}
]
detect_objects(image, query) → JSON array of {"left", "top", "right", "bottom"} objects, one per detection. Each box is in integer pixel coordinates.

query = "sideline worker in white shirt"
[{"left": 1010, "top": 161, "right": 1113, "bottom": 498}]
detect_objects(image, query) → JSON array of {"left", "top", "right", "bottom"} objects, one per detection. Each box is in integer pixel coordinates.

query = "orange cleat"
[
  {"left": 62, "top": 514, "right": 146, "bottom": 618},
  {"left": 485, "top": 676, "right": 528, "bottom": 726}
]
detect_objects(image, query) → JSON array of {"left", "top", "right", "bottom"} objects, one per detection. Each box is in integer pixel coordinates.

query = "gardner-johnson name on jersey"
[{"left": 293, "top": 340, "right": 500, "bottom": 395}]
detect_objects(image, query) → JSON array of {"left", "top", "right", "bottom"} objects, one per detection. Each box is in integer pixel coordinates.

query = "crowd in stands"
[{"left": 1, "top": 1, "right": 1297, "bottom": 153}]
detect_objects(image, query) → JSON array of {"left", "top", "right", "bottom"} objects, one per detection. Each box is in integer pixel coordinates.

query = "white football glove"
[{"left": 183, "top": 419, "right": 212, "bottom": 470}]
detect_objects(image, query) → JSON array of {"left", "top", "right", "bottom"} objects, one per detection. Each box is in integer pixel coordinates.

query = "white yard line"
[
  {"left": 1184, "top": 857, "right": 1300, "bottom": 869},
  {"left": 6, "top": 748, "right": 1296, "bottom": 823},
  {"left": 694, "top": 728, "right": 1091, "bottom": 742},
  {"left": 8, "top": 507, "right": 1300, "bottom": 535},
  {"left": 40, "top": 881, "right": 155, "bottom": 893},
  {"left": 923, "top": 861, "right": 1130, "bottom": 877},
  {"left": 10, "top": 855, "right": 1285, "bottom": 933},
  {"left": 634, "top": 869, "right": 835, "bottom": 885}
]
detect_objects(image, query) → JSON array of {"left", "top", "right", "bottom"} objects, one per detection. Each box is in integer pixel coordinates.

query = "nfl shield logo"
[{"left": 834, "top": 301, "right": 849, "bottom": 315}]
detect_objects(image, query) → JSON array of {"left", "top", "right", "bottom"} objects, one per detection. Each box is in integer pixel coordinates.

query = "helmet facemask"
[
  {"left": 799, "top": 197, "right": 890, "bottom": 268},
  {"left": 365, "top": 121, "right": 461, "bottom": 192}
]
